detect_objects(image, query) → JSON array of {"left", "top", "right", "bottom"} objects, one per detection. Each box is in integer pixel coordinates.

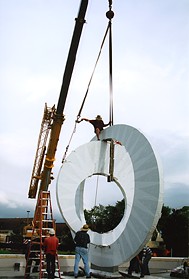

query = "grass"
[{"left": 0, "top": 249, "right": 17, "bottom": 254}]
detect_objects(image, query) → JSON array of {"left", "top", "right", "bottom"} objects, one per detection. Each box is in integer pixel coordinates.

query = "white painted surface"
[{"left": 56, "top": 124, "right": 163, "bottom": 267}]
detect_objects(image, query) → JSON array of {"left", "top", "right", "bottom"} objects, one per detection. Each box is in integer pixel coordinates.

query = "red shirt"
[{"left": 44, "top": 236, "right": 59, "bottom": 255}]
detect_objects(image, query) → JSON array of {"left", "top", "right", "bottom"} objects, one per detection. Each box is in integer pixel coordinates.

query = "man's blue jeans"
[{"left": 74, "top": 246, "right": 90, "bottom": 277}]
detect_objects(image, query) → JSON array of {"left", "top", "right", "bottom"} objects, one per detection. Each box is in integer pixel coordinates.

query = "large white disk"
[{"left": 56, "top": 124, "right": 163, "bottom": 267}]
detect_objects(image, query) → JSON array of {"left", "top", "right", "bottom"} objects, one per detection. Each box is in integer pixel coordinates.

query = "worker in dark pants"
[
  {"left": 44, "top": 229, "right": 59, "bottom": 279},
  {"left": 128, "top": 256, "right": 140, "bottom": 276},
  {"left": 141, "top": 246, "right": 152, "bottom": 276},
  {"left": 74, "top": 224, "right": 91, "bottom": 278},
  {"left": 77, "top": 115, "right": 110, "bottom": 140}
]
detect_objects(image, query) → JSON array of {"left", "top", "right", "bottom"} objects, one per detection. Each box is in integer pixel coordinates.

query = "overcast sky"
[{"left": 0, "top": 0, "right": 189, "bottom": 222}]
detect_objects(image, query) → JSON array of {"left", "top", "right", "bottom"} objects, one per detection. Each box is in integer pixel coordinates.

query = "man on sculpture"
[{"left": 77, "top": 115, "right": 110, "bottom": 140}]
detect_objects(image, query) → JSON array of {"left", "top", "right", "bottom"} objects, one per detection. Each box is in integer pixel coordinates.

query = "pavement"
[{"left": 0, "top": 267, "right": 172, "bottom": 279}]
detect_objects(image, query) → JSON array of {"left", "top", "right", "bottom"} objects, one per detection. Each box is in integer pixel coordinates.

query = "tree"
[
  {"left": 84, "top": 199, "right": 125, "bottom": 233},
  {"left": 159, "top": 206, "right": 189, "bottom": 257},
  {"left": 58, "top": 226, "right": 75, "bottom": 252},
  {"left": 157, "top": 205, "right": 172, "bottom": 233}
]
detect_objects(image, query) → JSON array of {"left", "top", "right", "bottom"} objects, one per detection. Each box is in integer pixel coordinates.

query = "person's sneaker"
[
  {"left": 74, "top": 275, "right": 78, "bottom": 278},
  {"left": 86, "top": 276, "right": 91, "bottom": 278}
]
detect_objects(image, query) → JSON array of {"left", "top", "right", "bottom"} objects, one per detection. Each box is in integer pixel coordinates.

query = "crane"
[
  {"left": 25, "top": 0, "right": 89, "bottom": 245},
  {"left": 24, "top": 1, "right": 89, "bottom": 277},
  {"left": 28, "top": 0, "right": 89, "bottom": 200}
]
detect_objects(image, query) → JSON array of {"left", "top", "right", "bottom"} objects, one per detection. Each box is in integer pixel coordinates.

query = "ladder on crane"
[{"left": 24, "top": 191, "right": 62, "bottom": 279}]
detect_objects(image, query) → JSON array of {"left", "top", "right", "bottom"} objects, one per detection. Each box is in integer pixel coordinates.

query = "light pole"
[{"left": 27, "top": 210, "right": 30, "bottom": 224}]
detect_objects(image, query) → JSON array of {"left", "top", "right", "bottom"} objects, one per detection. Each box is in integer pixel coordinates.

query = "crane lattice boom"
[{"left": 28, "top": 104, "right": 56, "bottom": 198}]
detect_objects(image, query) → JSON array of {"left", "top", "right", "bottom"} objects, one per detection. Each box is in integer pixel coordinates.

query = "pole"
[{"left": 27, "top": 210, "right": 30, "bottom": 224}]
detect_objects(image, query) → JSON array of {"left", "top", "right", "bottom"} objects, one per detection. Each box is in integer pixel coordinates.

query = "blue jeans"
[{"left": 74, "top": 246, "right": 90, "bottom": 277}]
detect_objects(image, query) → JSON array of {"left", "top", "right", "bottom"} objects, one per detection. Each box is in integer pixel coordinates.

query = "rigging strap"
[
  {"left": 77, "top": 2, "right": 114, "bottom": 123},
  {"left": 62, "top": 121, "right": 77, "bottom": 163},
  {"left": 108, "top": 20, "right": 113, "bottom": 126},
  {"left": 77, "top": 24, "right": 110, "bottom": 121},
  {"left": 107, "top": 0, "right": 114, "bottom": 126}
]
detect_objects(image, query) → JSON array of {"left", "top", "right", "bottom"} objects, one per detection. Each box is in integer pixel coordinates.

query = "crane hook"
[{"left": 106, "top": 0, "right": 114, "bottom": 20}]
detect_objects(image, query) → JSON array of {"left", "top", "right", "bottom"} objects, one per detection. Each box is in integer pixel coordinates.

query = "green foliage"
[
  {"left": 84, "top": 201, "right": 188, "bottom": 257},
  {"left": 58, "top": 226, "right": 75, "bottom": 252},
  {"left": 159, "top": 206, "right": 189, "bottom": 257},
  {"left": 157, "top": 205, "right": 172, "bottom": 232},
  {"left": 0, "top": 249, "right": 15, "bottom": 254},
  {"left": 84, "top": 199, "right": 125, "bottom": 233}
]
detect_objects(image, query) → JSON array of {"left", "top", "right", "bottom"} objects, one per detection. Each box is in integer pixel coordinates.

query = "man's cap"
[
  {"left": 49, "top": 228, "right": 55, "bottom": 235},
  {"left": 96, "top": 115, "right": 102, "bottom": 120},
  {"left": 81, "top": 224, "right": 89, "bottom": 231}
]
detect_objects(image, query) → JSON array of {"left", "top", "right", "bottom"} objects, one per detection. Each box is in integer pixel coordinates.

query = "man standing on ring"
[{"left": 77, "top": 115, "right": 110, "bottom": 140}]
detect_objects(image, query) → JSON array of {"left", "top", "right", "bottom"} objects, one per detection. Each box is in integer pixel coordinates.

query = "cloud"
[
  {"left": 0, "top": 192, "right": 10, "bottom": 206},
  {"left": 164, "top": 183, "right": 189, "bottom": 208},
  {"left": 0, "top": 191, "right": 23, "bottom": 209},
  {"left": 0, "top": 190, "right": 62, "bottom": 221},
  {"left": 149, "top": 131, "right": 189, "bottom": 185},
  {"left": 0, "top": 201, "right": 34, "bottom": 219}
]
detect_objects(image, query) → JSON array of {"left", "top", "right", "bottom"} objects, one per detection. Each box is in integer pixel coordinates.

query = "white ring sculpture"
[{"left": 56, "top": 124, "right": 163, "bottom": 267}]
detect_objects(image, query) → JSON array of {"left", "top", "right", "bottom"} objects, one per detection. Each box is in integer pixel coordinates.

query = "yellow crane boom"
[{"left": 28, "top": 0, "right": 89, "bottom": 199}]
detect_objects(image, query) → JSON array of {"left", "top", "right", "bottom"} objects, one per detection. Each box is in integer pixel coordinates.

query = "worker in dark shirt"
[
  {"left": 74, "top": 224, "right": 91, "bottom": 278},
  {"left": 77, "top": 115, "right": 110, "bottom": 140}
]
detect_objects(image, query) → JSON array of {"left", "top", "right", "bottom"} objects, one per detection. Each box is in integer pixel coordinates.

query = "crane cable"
[
  {"left": 93, "top": 2, "right": 114, "bottom": 206},
  {"left": 107, "top": 0, "right": 114, "bottom": 126},
  {"left": 62, "top": 1, "right": 114, "bottom": 163},
  {"left": 76, "top": 24, "right": 109, "bottom": 121},
  {"left": 77, "top": 1, "right": 114, "bottom": 124}
]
